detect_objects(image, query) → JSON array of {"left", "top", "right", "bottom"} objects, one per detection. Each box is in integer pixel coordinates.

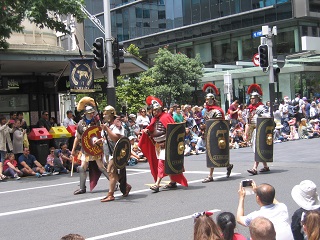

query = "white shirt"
[
  {"left": 63, "top": 117, "right": 75, "bottom": 128},
  {"left": 244, "top": 203, "right": 294, "bottom": 240}
]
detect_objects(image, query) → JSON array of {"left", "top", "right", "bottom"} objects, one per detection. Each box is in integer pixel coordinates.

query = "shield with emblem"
[
  {"left": 113, "top": 137, "right": 131, "bottom": 169},
  {"left": 165, "top": 122, "right": 185, "bottom": 175},
  {"left": 81, "top": 126, "right": 103, "bottom": 156},
  {"left": 255, "top": 117, "right": 274, "bottom": 162},
  {"left": 206, "top": 119, "right": 230, "bottom": 168}
]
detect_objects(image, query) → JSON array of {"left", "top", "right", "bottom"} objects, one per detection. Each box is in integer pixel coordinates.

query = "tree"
[
  {"left": 0, "top": 0, "right": 84, "bottom": 49},
  {"left": 116, "top": 76, "right": 154, "bottom": 114},
  {"left": 143, "top": 47, "right": 204, "bottom": 107}
]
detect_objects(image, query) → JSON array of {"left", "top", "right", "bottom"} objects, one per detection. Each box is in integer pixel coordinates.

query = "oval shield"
[
  {"left": 165, "top": 122, "right": 186, "bottom": 174},
  {"left": 113, "top": 137, "right": 131, "bottom": 169},
  {"left": 81, "top": 126, "right": 103, "bottom": 156},
  {"left": 206, "top": 119, "right": 230, "bottom": 168},
  {"left": 255, "top": 117, "right": 274, "bottom": 162}
]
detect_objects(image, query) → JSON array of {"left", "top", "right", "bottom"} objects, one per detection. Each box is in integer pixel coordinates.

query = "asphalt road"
[{"left": 0, "top": 138, "right": 319, "bottom": 240}]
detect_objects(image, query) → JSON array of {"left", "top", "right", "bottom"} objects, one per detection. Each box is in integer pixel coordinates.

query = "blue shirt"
[{"left": 18, "top": 154, "right": 36, "bottom": 169}]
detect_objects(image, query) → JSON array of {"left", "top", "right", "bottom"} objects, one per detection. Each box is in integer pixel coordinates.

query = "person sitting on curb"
[{"left": 18, "top": 147, "right": 50, "bottom": 177}]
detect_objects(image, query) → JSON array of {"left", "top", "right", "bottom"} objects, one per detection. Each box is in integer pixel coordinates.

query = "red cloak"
[
  {"left": 139, "top": 112, "right": 188, "bottom": 187},
  {"left": 206, "top": 105, "right": 225, "bottom": 118}
]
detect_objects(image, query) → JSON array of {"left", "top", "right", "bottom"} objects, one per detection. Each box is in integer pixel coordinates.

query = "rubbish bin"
[
  {"left": 49, "top": 126, "right": 72, "bottom": 149},
  {"left": 28, "top": 128, "right": 53, "bottom": 166},
  {"left": 67, "top": 125, "right": 77, "bottom": 149}
]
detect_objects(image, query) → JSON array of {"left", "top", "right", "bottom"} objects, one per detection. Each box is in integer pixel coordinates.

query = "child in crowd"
[
  {"left": 132, "top": 143, "right": 147, "bottom": 162},
  {"left": 45, "top": 147, "right": 55, "bottom": 173},
  {"left": 216, "top": 212, "right": 246, "bottom": 240},
  {"left": 3, "top": 153, "right": 23, "bottom": 179},
  {"left": 53, "top": 149, "right": 69, "bottom": 174}
]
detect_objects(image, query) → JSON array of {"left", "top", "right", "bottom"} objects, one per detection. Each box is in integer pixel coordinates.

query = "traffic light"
[
  {"left": 113, "top": 38, "right": 124, "bottom": 68},
  {"left": 93, "top": 37, "right": 105, "bottom": 69},
  {"left": 274, "top": 67, "right": 280, "bottom": 82},
  {"left": 258, "top": 45, "right": 269, "bottom": 68}
]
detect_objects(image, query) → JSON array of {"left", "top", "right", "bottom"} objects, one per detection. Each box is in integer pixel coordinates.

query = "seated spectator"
[
  {"left": 190, "top": 139, "right": 198, "bottom": 155},
  {"left": 3, "top": 153, "right": 23, "bottom": 179},
  {"left": 53, "top": 149, "right": 69, "bottom": 174},
  {"left": 308, "top": 119, "right": 320, "bottom": 137},
  {"left": 196, "top": 132, "right": 206, "bottom": 153},
  {"left": 193, "top": 211, "right": 223, "bottom": 240},
  {"left": 45, "top": 147, "right": 55, "bottom": 173},
  {"left": 249, "top": 217, "right": 276, "bottom": 240},
  {"left": 236, "top": 181, "right": 294, "bottom": 240},
  {"left": 291, "top": 180, "right": 320, "bottom": 240},
  {"left": 288, "top": 118, "right": 299, "bottom": 140},
  {"left": 59, "top": 143, "right": 74, "bottom": 171},
  {"left": 232, "top": 130, "right": 247, "bottom": 148},
  {"left": 273, "top": 123, "right": 286, "bottom": 143},
  {"left": 301, "top": 210, "right": 320, "bottom": 240},
  {"left": 18, "top": 147, "right": 49, "bottom": 177},
  {"left": 185, "top": 127, "right": 194, "bottom": 146},
  {"left": 298, "top": 118, "right": 312, "bottom": 139},
  {"left": 216, "top": 212, "right": 246, "bottom": 240},
  {"left": 131, "top": 142, "right": 147, "bottom": 162},
  {"left": 0, "top": 161, "right": 5, "bottom": 181}
]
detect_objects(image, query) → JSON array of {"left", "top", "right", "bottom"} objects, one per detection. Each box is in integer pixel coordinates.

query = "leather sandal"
[
  {"left": 226, "top": 164, "right": 233, "bottom": 178},
  {"left": 259, "top": 167, "right": 270, "bottom": 172},
  {"left": 101, "top": 192, "right": 115, "bottom": 202},
  {"left": 247, "top": 169, "right": 258, "bottom": 175},
  {"left": 123, "top": 184, "right": 132, "bottom": 197},
  {"left": 73, "top": 188, "right": 86, "bottom": 195},
  {"left": 202, "top": 176, "right": 214, "bottom": 183},
  {"left": 163, "top": 182, "right": 177, "bottom": 189},
  {"left": 150, "top": 185, "right": 160, "bottom": 193}
]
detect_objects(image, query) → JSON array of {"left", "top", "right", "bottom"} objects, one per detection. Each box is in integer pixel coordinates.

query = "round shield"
[
  {"left": 113, "top": 137, "right": 131, "bottom": 169},
  {"left": 81, "top": 126, "right": 103, "bottom": 156}
]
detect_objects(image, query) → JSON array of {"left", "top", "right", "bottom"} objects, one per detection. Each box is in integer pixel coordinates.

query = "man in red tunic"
[{"left": 139, "top": 96, "right": 188, "bottom": 192}]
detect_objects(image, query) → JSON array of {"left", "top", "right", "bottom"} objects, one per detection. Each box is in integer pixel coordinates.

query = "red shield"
[{"left": 81, "top": 126, "right": 103, "bottom": 156}]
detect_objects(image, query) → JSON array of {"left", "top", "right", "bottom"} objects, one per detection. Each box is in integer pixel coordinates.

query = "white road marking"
[
  {"left": 0, "top": 173, "right": 240, "bottom": 218},
  {"left": 86, "top": 209, "right": 221, "bottom": 239},
  {"left": 0, "top": 171, "right": 148, "bottom": 195}
]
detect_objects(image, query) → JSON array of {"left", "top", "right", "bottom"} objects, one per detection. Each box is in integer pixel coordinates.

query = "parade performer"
[
  {"left": 244, "top": 84, "right": 271, "bottom": 175},
  {"left": 202, "top": 83, "right": 233, "bottom": 183},
  {"left": 71, "top": 97, "right": 109, "bottom": 195},
  {"left": 139, "top": 96, "right": 188, "bottom": 192},
  {"left": 100, "top": 106, "right": 131, "bottom": 202}
]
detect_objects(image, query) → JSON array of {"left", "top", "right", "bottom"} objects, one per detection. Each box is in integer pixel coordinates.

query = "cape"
[
  {"left": 139, "top": 112, "right": 188, "bottom": 187},
  {"left": 247, "top": 102, "right": 264, "bottom": 112},
  {"left": 89, "top": 160, "right": 102, "bottom": 192},
  {"left": 206, "top": 105, "right": 225, "bottom": 119}
]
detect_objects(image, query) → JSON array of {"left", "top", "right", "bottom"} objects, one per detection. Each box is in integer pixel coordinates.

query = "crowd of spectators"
[{"left": 193, "top": 179, "right": 320, "bottom": 240}]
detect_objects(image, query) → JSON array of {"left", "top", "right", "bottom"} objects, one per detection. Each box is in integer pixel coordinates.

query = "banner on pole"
[{"left": 69, "top": 59, "right": 94, "bottom": 92}]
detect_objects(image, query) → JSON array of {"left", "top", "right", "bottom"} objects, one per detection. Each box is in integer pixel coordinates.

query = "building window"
[
  {"left": 158, "top": 0, "right": 165, "bottom": 6},
  {"left": 159, "top": 23, "right": 166, "bottom": 29},
  {"left": 136, "top": 8, "right": 142, "bottom": 18},
  {"left": 158, "top": 10, "right": 165, "bottom": 19},
  {"left": 143, "top": 22, "right": 150, "bottom": 27},
  {"left": 143, "top": 9, "right": 150, "bottom": 18}
]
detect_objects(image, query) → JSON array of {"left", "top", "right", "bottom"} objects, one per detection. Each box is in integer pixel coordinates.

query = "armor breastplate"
[
  {"left": 204, "top": 109, "right": 223, "bottom": 120},
  {"left": 151, "top": 119, "right": 166, "bottom": 142},
  {"left": 77, "top": 120, "right": 98, "bottom": 137}
]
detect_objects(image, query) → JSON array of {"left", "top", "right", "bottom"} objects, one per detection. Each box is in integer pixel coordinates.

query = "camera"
[{"left": 242, "top": 180, "right": 253, "bottom": 187}]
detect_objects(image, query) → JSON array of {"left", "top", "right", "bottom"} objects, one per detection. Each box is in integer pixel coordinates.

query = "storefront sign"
[{"left": 0, "top": 94, "right": 29, "bottom": 112}]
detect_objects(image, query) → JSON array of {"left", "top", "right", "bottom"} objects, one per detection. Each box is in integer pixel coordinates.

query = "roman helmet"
[
  {"left": 146, "top": 96, "right": 163, "bottom": 117},
  {"left": 247, "top": 84, "right": 263, "bottom": 103},
  {"left": 103, "top": 105, "right": 116, "bottom": 123},
  {"left": 202, "top": 83, "right": 220, "bottom": 106},
  {"left": 77, "top": 97, "right": 96, "bottom": 119}
]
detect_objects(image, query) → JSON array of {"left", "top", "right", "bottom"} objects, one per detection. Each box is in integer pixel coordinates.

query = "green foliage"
[
  {"left": 116, "top": 76, "right": 154, "bottom": 114},
  {"left": 143, "top": 47, "right": 204, "bottom": 107},
  {"left": 0, "top": 0, "right": 84, "bottom": 49},
  {"left": 126, "top": 44, "right": 141, "bottom": 58}
]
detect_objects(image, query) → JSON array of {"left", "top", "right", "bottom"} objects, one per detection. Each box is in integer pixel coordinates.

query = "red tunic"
[{"left": 139, "top": 112, "right": 188, "bottom": 187}]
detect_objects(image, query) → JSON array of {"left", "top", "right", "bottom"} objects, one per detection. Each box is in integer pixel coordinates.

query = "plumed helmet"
[
  {"left": 247, "top": 84, "right": 263, "bottom": 99},
  {"left": 146, "top": 96, "right": 163, "bottom": 110},
  {"left": 77, "top": 97, "right": 96, "bottom": 115}
]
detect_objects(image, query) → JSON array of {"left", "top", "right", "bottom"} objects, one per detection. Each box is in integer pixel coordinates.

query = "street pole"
[{"left": 104, "top": 0, "right": 116, "bottom": 107}]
